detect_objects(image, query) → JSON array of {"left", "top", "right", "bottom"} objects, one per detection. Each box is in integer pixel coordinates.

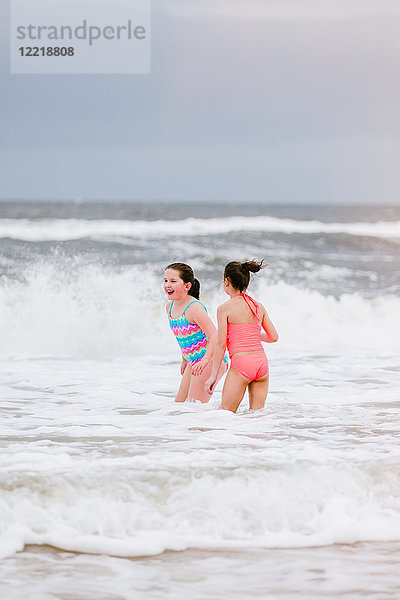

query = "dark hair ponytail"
[
  {"left": 189, "top": 277, "right": 200, "bottom": 299},
  {"left": 224, "top": 259, "right": 264, "bottom": 292},
  {"left": 165, "top": 262, "right": 200, "bottom": 299},
  {"left": 242, "top": 260, "right": 264, "bottom": 274}
]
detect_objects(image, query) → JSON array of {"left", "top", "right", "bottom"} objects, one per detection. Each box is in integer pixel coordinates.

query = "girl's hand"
[
  {"left": 191, "top": 356, "right": 210, "bottom": 376},
  {"left": 180, "top": 359, "right": 188, "bottom": 375},
  {"left": 205, "top": 375, "right": 217, "bottom": 395}
]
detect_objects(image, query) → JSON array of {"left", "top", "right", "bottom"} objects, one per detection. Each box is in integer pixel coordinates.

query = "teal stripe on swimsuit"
[
  {"left": 169, "top": 300, "right": 229, "bottom": 366},
  {"left": 169, "top": 301, "right": 208, "bottom": 364}
]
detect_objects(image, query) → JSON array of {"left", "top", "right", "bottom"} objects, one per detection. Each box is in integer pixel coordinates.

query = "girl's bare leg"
[
  {"left": 248, "top": 373, "right": 269, "bottom": 410},
  {"left": 175, "top": 363, "right": 192, "bottom": 402},
  {"left": 188, "top": 360, "right": 227, "bottom": 403},
  {"left": 220, "top": 368, "right": 249, "bottom": 413}
]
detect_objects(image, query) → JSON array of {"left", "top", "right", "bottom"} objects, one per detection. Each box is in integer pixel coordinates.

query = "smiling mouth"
[{"left": 167, "top": 290, "right": 174, "bottom": 295}]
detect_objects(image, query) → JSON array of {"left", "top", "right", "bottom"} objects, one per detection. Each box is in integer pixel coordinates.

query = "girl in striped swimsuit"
[{"left": 164, "top": 263, "right": 227, "bottom": 403}]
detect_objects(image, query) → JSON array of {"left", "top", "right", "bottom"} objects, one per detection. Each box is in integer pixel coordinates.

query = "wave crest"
[
  {"left": 0, "top": 265, "right": 398, "bottom": 358},
  {"left": 1, "top": 216, "right": 399, "bottom": 241}
]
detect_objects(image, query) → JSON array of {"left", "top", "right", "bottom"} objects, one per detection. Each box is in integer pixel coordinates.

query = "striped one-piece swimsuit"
[{"left": 168, "top": 300, "right": 209, "bottom": 364}]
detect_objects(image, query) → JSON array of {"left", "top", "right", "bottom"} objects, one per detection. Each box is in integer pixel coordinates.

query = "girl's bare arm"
[
  {"left": 205, "top": 305, "right": 228, "bottom": 392},
  {"left": 186, "top": 304, "right": 217, "bottom": 376},
  {"left": 260, "top": 305, "right": 279, "bottom": 343}
]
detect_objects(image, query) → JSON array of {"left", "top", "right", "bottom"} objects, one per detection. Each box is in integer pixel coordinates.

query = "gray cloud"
[
  {"left": 165, "top": 0, "right": 400, "bottom": 19},
  {"left": 1, "top": 0, "right": 399, "bottom": 203}
]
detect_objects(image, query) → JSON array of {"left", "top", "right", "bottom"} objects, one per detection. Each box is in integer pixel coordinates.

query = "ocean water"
[{"left": 0, "top": 201, "right": 399, "bottom": 599}]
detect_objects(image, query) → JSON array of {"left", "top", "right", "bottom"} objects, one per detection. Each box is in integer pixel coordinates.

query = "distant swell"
[{"left": 0, "top": 216, "right": 399, "bottom": 240}]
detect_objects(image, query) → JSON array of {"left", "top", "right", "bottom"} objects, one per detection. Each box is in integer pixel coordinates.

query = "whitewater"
[
  {"left": 0, "top": 215, "right": 400, "bottom": 241},
  {"left": 0, "top": 201, "right": 399, "bottom": 599}
]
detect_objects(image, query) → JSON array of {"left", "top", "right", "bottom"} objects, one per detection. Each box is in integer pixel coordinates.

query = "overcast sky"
[{"left": 1, "top": 0, "right": 399, "bottom": 203}]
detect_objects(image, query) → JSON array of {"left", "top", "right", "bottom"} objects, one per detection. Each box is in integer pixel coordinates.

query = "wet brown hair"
[
  {"left": 224, "top": 260, "right": 264, "bottom": 293},
  {"left": 165, "top": 263, "right": 200, "bottom": 299}
]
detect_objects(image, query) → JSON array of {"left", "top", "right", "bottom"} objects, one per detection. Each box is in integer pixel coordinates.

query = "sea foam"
[
  {"left": 1, "top": 441, "right": 399, "bottom": 559},
  {"left": 0, "top": 264, "right": 399, "bottom": 359}
]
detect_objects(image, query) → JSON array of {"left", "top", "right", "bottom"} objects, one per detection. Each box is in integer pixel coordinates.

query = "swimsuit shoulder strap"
[
  {"left": 168, "top": 300, "right": 174, "bottom": 316},
  {"left": 241, "top": 293, "right": 261, "bottom": 322},
  {"left": 182, "top": 300, "right": 207, "bottom": 315}
]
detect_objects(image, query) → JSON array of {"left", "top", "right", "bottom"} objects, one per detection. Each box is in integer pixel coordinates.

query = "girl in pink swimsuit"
[{"left": 206, "top": 260, "right": 278, "bottom": 413}]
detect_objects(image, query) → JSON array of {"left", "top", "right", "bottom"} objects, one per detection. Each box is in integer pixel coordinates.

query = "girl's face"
[{"left": 164, "top": 268, "right": 190, "bottom": 301}]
